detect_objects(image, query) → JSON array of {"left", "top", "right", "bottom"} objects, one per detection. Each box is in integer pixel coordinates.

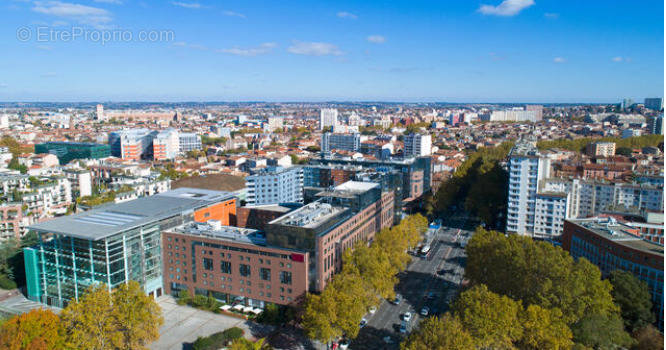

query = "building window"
[
  {"left": 203, "top": 258, "right": 214, "bottom": 271},
  {"left": 220, "top": 261, "right": 232, "bottom": 274},
  {"left": 260, "top": 268, "right": 271, "bottom": 281},
  {"left": 240, "top": 264, "right": 251, "bottom": 277},
  {"left": 280, "top": 271, "right": 292, "bottom": 285}
]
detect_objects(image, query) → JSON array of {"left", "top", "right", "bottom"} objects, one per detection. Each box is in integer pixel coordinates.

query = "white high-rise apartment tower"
[
  {"left": 320, "top": 108, "right": 338, "bottom": 130},
  {"left": 506, "top": 140, "right": 552, "bottom": 236}
]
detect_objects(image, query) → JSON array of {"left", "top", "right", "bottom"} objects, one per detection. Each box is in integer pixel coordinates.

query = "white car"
[
  {"left": 360, "top": 318, "right": 368, "bottom": 328},
  {"left": 403, "top": 312, "right": 412, "bottom": 322},
  {"left": 420, "top": 307, "right": 429, "bottom": 316},
  {"left": 369, "top": 306, "right": 377, "bottom": 314}
]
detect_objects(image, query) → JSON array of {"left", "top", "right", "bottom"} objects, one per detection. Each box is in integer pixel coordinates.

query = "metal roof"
[{"left": 29, "top": 188, "right": 234, "bottom": 241}]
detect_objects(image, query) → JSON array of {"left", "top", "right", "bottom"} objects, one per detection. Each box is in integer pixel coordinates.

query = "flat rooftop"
[
  {"left": 269, "top": 201, "right": 346, "bottom": 229},
  {"left": 29, "top": 188, "right": 235, "bottom": 241},
  {"left": 569, "top": 218, "right": 664, "bottom": 256},
  {"left": 168, "top": 221, "right": 266, "bottom": 246},
  {"left": 315, "top": 181, "right": 379, "bottom": 199}
]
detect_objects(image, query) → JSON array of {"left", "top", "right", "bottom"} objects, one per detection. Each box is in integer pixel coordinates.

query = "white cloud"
[
  {"left": 93, "top": 0, "right": 122, "bottom": 4},
  {"left": 218, "top": 42, "right": 277, "bottom": 56},
  {"left": 36, "top": 44, "right": 52, "bottom": 50},
  {"left": 32, "top": 1, "right": 112, "bottom": 27},
  {"left": 478, "top": 0, "right": 534, "bottom": 16},
  {"left": 337, "top": 11, "right": 357, "bottom": 19},
  {"left": 288, "top": 41, "right": 343, "bottom": 56},
  {"left": 553, "top": 57, "right": 565, "bottom": 63},
  {"left": 544, "top": 12, "right": 559, "bottom": 19},
  {"left": 172, "top": 41, "right": 208, "bottom": 50},
  {"left": 171, "top": 1, "right": 201, "bottom": 9},
  {"left": 367, "top": 35, "right": 386, "bottom": 44},
  {"left": 612, "top": 56, "right": 632, "bottom": 62},
  {"left": 222, "top": 10, "right": 245, "bottom": 18}
]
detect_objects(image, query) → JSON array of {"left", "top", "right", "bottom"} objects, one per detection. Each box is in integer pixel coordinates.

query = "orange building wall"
[{"left": 194, "top": 198, "right": 237, "bottom": 225}]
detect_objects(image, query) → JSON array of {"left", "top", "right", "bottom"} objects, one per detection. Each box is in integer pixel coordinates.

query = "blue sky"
[{"left": 0, "top": 0, "right": 663, "bottom": 102}]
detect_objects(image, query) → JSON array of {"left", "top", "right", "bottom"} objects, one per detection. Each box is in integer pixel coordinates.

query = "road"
[{"left": 349, "top": 213, "right": 473, "bottom": 349}]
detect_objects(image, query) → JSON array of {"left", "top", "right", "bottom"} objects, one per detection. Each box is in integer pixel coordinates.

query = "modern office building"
[
  {"left": 153, "top": 129, "right": 180, "bottom": 161},
  {"left": 403, "top": 133, "right": 432, "bottom": 157},
  {"left": 245, "top": 167, "right": 304, "bottom": 206},
  {"left": 562, "top": 217, "right": 664, "bottom": 330},
  {"left": 311, "top": 156, "right": 431, "bottom": 204},
  {"left": 320, "top": 108, "right": 338, "bottom": 130},
  {"left": 35, "top": 142, "right": 111, "bottom": 165},
  {"left": 506, "top": 140, "right": 552, "bottom": 236},
  {"left": 108, "top": 129, "right": 155, "bottom": 160},
  {"left": 162, "top": 221, "right": 308, "bottom": 307},
  {"left": 321, "top": 132, "right": 361, "bottom": 153},
  {"left": 178, "top": 133, "right": 202, "bottom": 153},
  {"left": 265, "top": 181, "right": 394, "bottom": 292},
  {"left": 96, "top": 104, "right": 105, "bottom": 121},
  {"left": 644, "top": 98, "right": 663, "bottom": 111},
  {"left": 24, "top": 188, "right": 237, "bottom": 307}
]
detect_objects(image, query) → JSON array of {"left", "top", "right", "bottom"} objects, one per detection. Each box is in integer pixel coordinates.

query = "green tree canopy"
[
  {"left": 465, "top": 228, "right": 619, "bottom": 325},
  {"left": 401, "top": 314, "right": 475, "bottom": 350},
  {"left": 571, "top": 313, "right": 634, "bottom": 350},
  {"left": 453, "top": 284, "right": 523, "bottom": 349},
  {"left": 608, "top": 270, "right": 655, "bottom": 332}
]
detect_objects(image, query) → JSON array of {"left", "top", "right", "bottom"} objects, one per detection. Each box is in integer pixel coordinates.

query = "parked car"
[
  {"left": 369, "top": 306, "right": 377, "bottom": 314},
  {"left": 403, "top": 312, "right": 412, "bottom": 322},
  {"left": 338, "top": 339, "right": 350, "bottom": 350},
  {"left": 399, "top": 322, "right": 407, "bottom": 334},
  {"left": 360, "top": 318, "right": 368, "bottom": 328},
  {"left": 420, "top": 306, "right": 429, "bottom": 316},
  {"left": 391, "top": 294, "right": 402, "bottom": 305}
]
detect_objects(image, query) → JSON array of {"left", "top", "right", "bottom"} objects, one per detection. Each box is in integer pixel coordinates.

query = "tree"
[
  {"left": 616, "top": 147, "right": 633, "bottom": 157},
  {"left": 631, "top": 325, "right": 664, "bottom": 350},
  {"left": 571, "top": 313, "right": 633, "bottom": 349},
  {"left": 518, "top": 305, "right": 573, "bottom": 350},
  {"left": 608, "top": 270, "right": 655, "bottom": 332},
  {"left": 229, "top": 337, "right": 269, "bottom": 350},
  {"left": 112, "top": 281, "right": 164, "bottom": 349},
  {"left": 302, "top": 293, "right": 339, "bottom": 344},
  {"left": 61, "top": 284, "right": 120, "bottom": 349},
  {"left": 0, "top": 308, "right": 66, "bottom": 350},
  {"left": 61, "top": 282, "right": 163, "bottom": 350},
  {"left": 453, "top": 284, "right": 523, "bottom": 349},
  {"left": 401, "top": 314, "right": 475, "bottom": 350},
  {"left": 465, "top": 228, "right": 618, "bottom": 325}
]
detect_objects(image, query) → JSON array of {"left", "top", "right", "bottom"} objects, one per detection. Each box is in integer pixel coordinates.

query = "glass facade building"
[
  {"left": 24, "top": 188, "right": 236, "bottom": 307},
  {"left": 35, "top": 142, "right": 111, "bottom": 165}
]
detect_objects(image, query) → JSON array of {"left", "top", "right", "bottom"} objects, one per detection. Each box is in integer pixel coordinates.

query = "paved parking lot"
[{"left": 150, "top": 296, "right": 272, "bottom": 350}]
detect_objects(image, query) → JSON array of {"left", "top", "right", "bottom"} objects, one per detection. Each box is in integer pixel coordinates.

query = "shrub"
[{"left": 192, "top": 327, "right": 244, "bottom": 350}]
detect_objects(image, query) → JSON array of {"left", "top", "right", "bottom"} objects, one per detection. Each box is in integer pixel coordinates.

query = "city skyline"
[{"left": 1, "top": 0, "right": 664, "bottom": 102}]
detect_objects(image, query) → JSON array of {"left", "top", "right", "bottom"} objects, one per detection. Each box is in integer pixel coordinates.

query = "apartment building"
[
  {"left": 403, "top": 133, "right": 432, "bottom": 157},
  {"left": 585, "top": 142, "right": 616, "bottom": 157},
  {"left": 178, "top": 133, "right": 202, "bottom": 153},
  {"left": 245, "top": 166, "right": 304, "bottom": 206},
  {"left": 506, "top": 141, "right": 551, "bottom": 236},
  {"left": 321, "top": 132, "right": 362, "bottom": 153},
  {"left": 153, "top": 129, "right": 180, "bottom": 160},
  {"left": 320, "top": 108, "right": 338, "bottom": 130}
]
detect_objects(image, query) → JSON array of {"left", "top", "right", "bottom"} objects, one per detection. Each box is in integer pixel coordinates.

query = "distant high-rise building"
[
  {"left": 348, "top": 112, "right": 362, "bottom": 127},
  {"left": 320, "top": 108, "right": 339, "bottom": 130},
  {"left": 236, "top": 115, "right": 248, "bottom": 125},
  {"left": 321, "top": 133, "right": 361, "bottom": 153},
  {"left": 403, "top": 133, "right": 432, "bottom": 157},
  {"left": 622, "top": 98, "right": 634, "bottom": 110},
  {"left": 96, "top": 104, "right": 105, "bottom": 121},
  {"left": 526, "top": 105, "right": 544, "bottom": 120},
  {"left": 644, "top": 98, "right": 663, "bottom": 111},
  {"left": 245, "top": 166, "right": 304, "bottom": 205},
  {"left": 264, "top": 117, "right": 284, "bottom": 133},
  {"left": 648, "top": 115, "right": 664, "bottom": 135}
]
